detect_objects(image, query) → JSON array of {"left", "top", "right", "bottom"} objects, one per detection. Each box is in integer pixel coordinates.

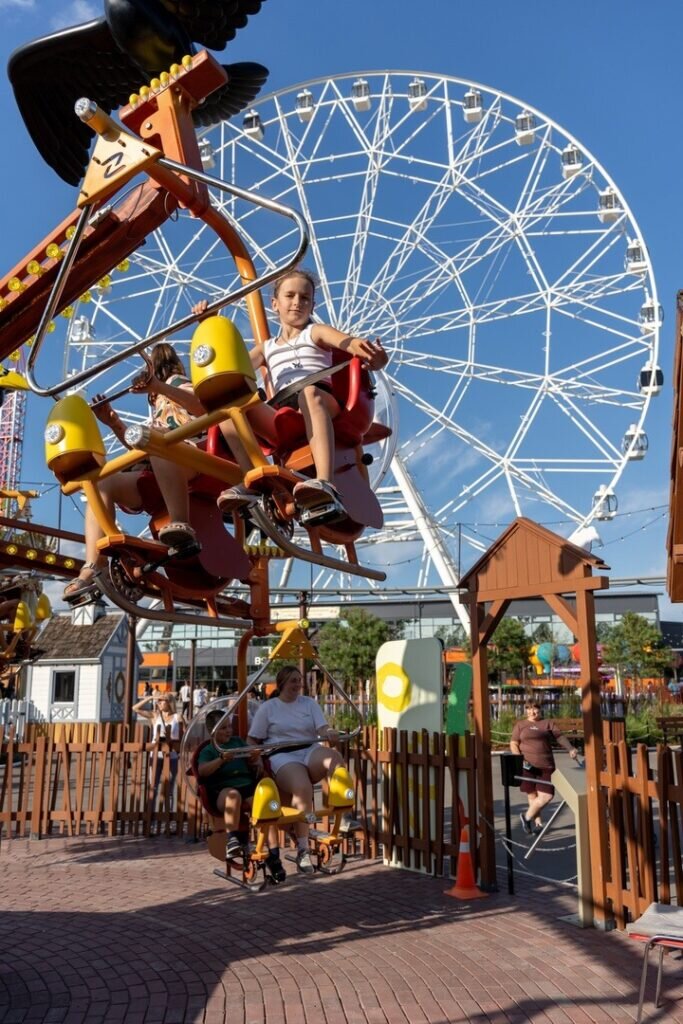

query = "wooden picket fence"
[
  {"left": 0, "top": 724, "right": 203, "bottom": 842},
  {"left": 351, "top": 727, "right": 476, "bottom": 876},
  {"left": 0, "top": 724, "right": 478, "bottom": 878},
  {"left": 601, "top": 741, "right": 683, "bottom": 929}
]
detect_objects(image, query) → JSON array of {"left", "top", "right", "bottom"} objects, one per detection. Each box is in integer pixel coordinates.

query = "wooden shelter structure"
[
  {"left": 459, "top": 517, "right": 610, "bottom": 925},
  {"left": 667, "top": 290, "right": 683, "bottom": 601}
]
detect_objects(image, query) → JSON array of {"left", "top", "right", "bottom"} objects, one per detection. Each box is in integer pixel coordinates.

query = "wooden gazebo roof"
[{"left": 459, "top": 517, "right": 610, "bottom": 603}]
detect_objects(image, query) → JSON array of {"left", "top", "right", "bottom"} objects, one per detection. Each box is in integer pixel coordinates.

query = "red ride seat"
[
  {"left": 262, "top": 354, "right": 377, "bottom": 459},
  {"left": 188, "top": 430, "right": 239, "bottom": 500}
]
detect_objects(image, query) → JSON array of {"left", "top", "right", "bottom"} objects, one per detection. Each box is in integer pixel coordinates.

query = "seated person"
[
  {"left": 63, "top": 338, "right": 206, "bottom": 602},
  {"left": 198, "top": 708, "right": 286, "bottom": 882},
  {"left": 247, "top": 664, "right": 356, "bottom": 875},
  {"left": 195, "top": 269, "right": 387, "bottom": 516}
]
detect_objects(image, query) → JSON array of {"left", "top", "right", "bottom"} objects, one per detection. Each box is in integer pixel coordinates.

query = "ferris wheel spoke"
[
  {"left": 504, "top": 386, "right": 547, "bottom": 461},
  {"left": 351, "top": 102, "right": 520, "bottom": 325},
  {"left": 339, "top": 87, "right": 392, "bottom": 324},
  {"left": 274, "top": 109, "right": 338, "bottom": 316},
  {"left": 391, "top": 378, "right": 507, "bottom": 469},
  {"left": 59, "top": 73, "right": 658, "bottom": 589},
  {"left": 547, "top": 389, "right": 624, "bottom": 462}
]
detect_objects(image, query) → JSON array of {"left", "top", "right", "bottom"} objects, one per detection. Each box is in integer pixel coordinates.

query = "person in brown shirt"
[{"left": 510, "top": 699, "right": 578, "bottom": 835}]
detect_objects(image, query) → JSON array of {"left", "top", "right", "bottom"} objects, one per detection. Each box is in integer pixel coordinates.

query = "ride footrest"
[
  {"left": 308, "top": 828, "right": 337, "bottom": 841},
  {"left": 142, "top": 539, "right": 201, "bottom": 572},
  {"left": 97, "top": 532, "right": 200, "bottom": 573},
  {"left": 64, "top": 579, "right": 102, "bottom": 608},
  {"left": 298, "top": 499, "right": 346, "bottom": 526}
]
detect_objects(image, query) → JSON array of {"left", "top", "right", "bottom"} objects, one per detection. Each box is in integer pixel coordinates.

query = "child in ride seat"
[
  {"left": 63, "top": 335, "right": 206, "bottom": 603},
  {"left": 199, "top": 269, "right": 388, "bottom": 517},
  {"left": 198, "top": 708, "right": 286, "bottom": 882}
]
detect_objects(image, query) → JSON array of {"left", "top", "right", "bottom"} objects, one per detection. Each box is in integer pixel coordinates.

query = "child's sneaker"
[
  {"left": 339, "top": 815, "right": 362, "bottom": 835},
  {"left": 266, "top": 852, "right": 287, "bottom": 884},
  {"left": 226, "top": 834, "right": 243, "bottom": 859},
  {"left": 293, "top": 479, "right": 342, "bottom": 508},
  {"left": 217, "top": 485, "right": 259, "bottom": 515},
  {"left": 296, "top": 848, "right": 315, "bottom": 874}
]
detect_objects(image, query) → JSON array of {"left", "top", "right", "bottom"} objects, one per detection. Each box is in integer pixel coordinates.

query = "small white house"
[{"left": 26, "top": 601, "right": 140, "bottom": 723}]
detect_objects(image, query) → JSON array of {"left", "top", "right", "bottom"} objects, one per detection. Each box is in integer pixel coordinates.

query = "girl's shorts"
[{"left": 270, "top": 743, "right": 322, "bottom": 776}]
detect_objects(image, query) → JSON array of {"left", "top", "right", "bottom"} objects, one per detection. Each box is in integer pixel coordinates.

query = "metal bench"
[{"left": 627, "top": 902, "right": 683, "bottom": 1022}]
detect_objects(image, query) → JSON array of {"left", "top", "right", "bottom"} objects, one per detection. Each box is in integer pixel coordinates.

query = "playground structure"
[
  {"left": 459, "top": 517, "right": 612, "bottom": 924},
  {"left": 667, "top": 290, "right": 683, "bottom": 601}
]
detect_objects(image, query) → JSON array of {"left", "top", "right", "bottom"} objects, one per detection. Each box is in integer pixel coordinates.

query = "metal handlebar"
[
  {"left": 211, "top": 729, "right": 361, "bottom": 758},
  {"left": 26, "top": 151, "right": 309, "bottom": 398},
  {"left": 90, "top": 351, "right": 154, "bottom": 410}
]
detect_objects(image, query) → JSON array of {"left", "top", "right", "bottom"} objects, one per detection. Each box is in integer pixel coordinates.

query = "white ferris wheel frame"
[{"left": 60, "top": 70, "right": 660, "bottom": 611}]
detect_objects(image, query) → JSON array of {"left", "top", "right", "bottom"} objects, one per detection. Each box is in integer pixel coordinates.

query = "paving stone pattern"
[{"left": 0, "top": 837, "right": 681, "bottom": 1023}]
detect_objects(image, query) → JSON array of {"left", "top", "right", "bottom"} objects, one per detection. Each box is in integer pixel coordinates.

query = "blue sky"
[{"left": 0, "top": 0, "right": 681, "bottom": 613}]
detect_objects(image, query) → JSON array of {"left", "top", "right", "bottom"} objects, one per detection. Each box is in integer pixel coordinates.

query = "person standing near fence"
[
  {"left": 179, "top": 680, "right": 191, "bottom": 720},
  {"left": 510, "top": 699, "right": 579, "bottom": 835},
  {"left": 133, "top": 692, "right": 183, "bottom": 813},
  {"left": 193, "top": 684, "right": 209, "bottom": 715}
]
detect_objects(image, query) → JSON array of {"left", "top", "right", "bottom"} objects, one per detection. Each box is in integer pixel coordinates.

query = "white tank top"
[{"left": 264, "top": 324, "right": 333, "bottom": 394}]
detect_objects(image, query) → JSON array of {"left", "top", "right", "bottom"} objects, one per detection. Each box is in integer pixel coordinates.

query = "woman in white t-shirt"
[{"left": 247, "top": 664, "right": 345, "bottom": 874}]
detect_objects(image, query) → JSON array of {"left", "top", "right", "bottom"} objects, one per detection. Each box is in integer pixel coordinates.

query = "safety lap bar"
[{"left": 26, "top": 158, "right": 309, "bottom": 398}]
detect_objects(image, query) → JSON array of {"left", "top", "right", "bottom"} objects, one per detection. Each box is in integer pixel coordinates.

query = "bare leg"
[
  {"left": 70, "top": 472, "right": 145, "bottom": 590},
  {"left": 306, "top": 744, "right": 344, "bottom": 784},
  {"left": 217, "top": 787, "right": 243, "bottom": 831},
  {"left": 149, "top": 456, "right": 195, "bottom": 524},
  {"left": 218, "top": 404, "right": 277, "bottom": 472},
  {"left": 274, "top": 762, "right": 314, "bottom": 842},
  {"left": 526, "top": 790, "right": 553, "bottom": 824},
  {"left": 297, "top": 386, "right": 340, "bottom": 482}
]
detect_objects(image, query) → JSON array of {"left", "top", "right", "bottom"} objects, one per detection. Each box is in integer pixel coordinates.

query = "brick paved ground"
[{"left": 1, "top": 837, "right": 681, "bottom": 1024}]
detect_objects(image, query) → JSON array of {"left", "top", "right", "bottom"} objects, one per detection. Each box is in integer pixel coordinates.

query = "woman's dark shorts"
[
  {"left": 209, "top": 779, "right": 257, "bottom": 804},
  {"left": 519, "top": 764, "right": 554, "bottom": 796}
]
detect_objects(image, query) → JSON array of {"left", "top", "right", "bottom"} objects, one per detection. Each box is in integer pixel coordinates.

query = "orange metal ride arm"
[{"left": 0, "top": 51, "right": 271, "bottom": 360}]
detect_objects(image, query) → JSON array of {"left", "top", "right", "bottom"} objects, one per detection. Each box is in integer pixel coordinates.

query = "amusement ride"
[{"left": 0, "top": 3, "right": 663, "bottom": 886}]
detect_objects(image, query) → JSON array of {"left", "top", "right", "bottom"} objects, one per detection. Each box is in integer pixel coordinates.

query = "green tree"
[
  {"left": 531, "top": 622, "right": 553, "bottom": 644},
  {"left": 596, "top": 621, "right": 614, "bottom": 643},
  {"left": 434, "top": 623, "right": 468, "bottom": 649},
  {"left": 488, "top": 617, "right": 531, "bottom": 681},
  {"left": 601, "top": 612, "right": 672, "bottom": 691},
  {"left": 317, "top": 609, "right": 395, "bottom": 686}
]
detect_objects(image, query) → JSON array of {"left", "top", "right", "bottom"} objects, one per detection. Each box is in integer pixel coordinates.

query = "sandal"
[
  {"left": 63, "top": 563, "right": 99, "bottom": 603},
  {"left": 157, "top": 522, "right": 199, "bottom": 549},
  {"left": 217, "top": 484, "right": 259, "bottom": 514}
]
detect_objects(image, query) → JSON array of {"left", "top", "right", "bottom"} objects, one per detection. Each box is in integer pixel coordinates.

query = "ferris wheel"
[{"left": 56, "top": 71, "right": 661, "bottom": 597}]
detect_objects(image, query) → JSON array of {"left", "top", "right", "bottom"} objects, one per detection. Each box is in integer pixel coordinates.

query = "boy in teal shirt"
[{"left": 198, "top": 708, "right": 286, "bottom": 882}]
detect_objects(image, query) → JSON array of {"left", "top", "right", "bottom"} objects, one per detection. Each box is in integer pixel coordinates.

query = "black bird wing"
[
  {"left": 8, "top": 19, "right": 147, "bottom": 186},
  {"left": 192, "top": 61, "right": 268, "bottom": 128},
  {"left": 161, "top": 0, "right": 266, "bottom": 51},
  {"left": 167, "top": 0, "right": 270, "bottom": 124},
  {"left": 9, "top": 4, "right": 269, "bottom": 184}
]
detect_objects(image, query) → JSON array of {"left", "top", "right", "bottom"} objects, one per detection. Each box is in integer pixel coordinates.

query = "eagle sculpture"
[{"left": 9, "top": 0, "right": 269, "bottom": 186}]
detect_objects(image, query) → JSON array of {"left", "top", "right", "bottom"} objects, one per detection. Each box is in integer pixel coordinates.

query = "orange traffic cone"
[{"left": 444, "top": 825, "right": 488, "bottom": 900}]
